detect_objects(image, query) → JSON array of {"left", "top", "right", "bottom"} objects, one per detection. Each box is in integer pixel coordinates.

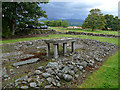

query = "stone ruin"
[{"left": 2, "top": 38, "right": 118, "bottom": 89}]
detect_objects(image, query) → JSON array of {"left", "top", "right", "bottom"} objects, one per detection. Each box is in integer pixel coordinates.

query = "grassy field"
[
  {"left": 2, "top": 34, "right": 119, "bottom": 88},
  {"left": 50, "top": 27, "right": 119, "bottom": 35}
]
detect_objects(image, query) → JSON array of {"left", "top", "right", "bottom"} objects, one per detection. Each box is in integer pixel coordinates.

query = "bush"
[{"left": 2, "top": 21, "right": 12, "bottom": 38}]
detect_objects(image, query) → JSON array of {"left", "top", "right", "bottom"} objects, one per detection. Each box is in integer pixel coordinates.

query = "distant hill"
[
  {"left": 66, "top": 19, "right": 83, "bottom": 26},
  {"left": 39, "top": 18, "right": 84, "bottom": 26}
]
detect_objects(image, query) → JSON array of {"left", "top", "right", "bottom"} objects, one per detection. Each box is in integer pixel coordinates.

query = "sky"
[
  {"left": 40, "top": 0, "right": 120, "bottom": 20},
  {"left": 118, "top": 1, "right": 120, "bottom": 19}
]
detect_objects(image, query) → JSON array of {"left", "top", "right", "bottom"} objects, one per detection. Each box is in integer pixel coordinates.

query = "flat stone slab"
[
  {"left": 43, "top": 37, "right": 78, "bottom": 44},
  {"left": 46, "top": 62, "right": 58, "bottom": 68},
  {"left": 13, "top": 58, "right": 40, "bottom": 67}
]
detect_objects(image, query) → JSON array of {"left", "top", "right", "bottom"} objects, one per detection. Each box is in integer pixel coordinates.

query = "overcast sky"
[{"left": 40, "top": 0, "right": 120, "bottom": 20}]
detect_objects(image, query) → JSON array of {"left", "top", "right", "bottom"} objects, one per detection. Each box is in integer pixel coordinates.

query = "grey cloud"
[
  {"left": 118, "top": 1, "right": 120, "bottom": 19},
  {"left": 40, "top": 2, "right": 98, "bottom": 19}
]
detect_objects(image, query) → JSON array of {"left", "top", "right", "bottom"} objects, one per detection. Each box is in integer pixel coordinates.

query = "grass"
[
  {"left": 50, "top": 27, "right": 119, "bottom": 35},
  {"left": 69, "top": 29, "right": 119, "bottom": 35},
  {"left": 2, "top": 34, "right": 119, "bottom": 46},
  {"left": 2, "top": 34, "right": 79, "bottom": 44},
  {"left": 78, "top": 50, "right": 119, "bottom": 88},
  {"left": 80, "top": 35, "right": 118, "bottom": 46}
]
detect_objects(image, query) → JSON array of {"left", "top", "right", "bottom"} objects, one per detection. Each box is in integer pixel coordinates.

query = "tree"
[
  {"left": 59, "top": 19, "right": 62, "bottom": 26},
  {"left": 43, "top": 19, "right": 69, "bottom": 27},
  {"left": 82, "top": 9, "right": 106, "bottom": 31},
  {"left": 112, "top": 16, "right": 120, "bottom": 30},
  {"left": 104, "top": 14, "right": 114, "bottom": 30},
  {"left": 62, "top": 20, "right": 69, "bottom": 28},
  {"left": 2, "top": 2, "right": 48, "bottom": 37},
  {"left": 104, "top": 14, "right": 120, "bottom": 30},
  {"left": 53, "top": 20, "right": 60, "bottom": 27}
]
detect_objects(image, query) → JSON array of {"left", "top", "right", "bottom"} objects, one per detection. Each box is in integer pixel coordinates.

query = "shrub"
[{"left": 2, "top": 21, "right": 12, "bottom": 38}]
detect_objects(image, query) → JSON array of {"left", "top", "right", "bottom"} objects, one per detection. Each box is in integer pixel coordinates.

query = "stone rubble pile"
[
  {"left": 2, "top": 40, "right": 46, "bottom": 62},
  {"left": 2, "top": 40, "right": 45, "bottom": 52}
]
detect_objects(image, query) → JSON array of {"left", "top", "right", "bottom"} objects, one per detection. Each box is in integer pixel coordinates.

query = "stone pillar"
[
  {"left": 57, "top": 44, "right": 59, "bottom": 55},
  {"left": 46, "top": 43, "right": 50, "bottom": 57},
  {"left": 63, "top": 43, "right": 67, "bottom": 55},
  {"left": 72, "top": 42, "right": 75, "bottom": 52},
  {"left": 54, "top": 43, "right": 58, "bottom": 58}
]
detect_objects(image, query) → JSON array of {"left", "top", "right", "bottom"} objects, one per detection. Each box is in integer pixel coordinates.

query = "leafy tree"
[
  {"left": 2, "top": 2, "right": 48, "bottom": 37},
  {"left": 104, "top": 14, "right": 114, "bottom": 29},
  {"left": 43, "top": 19, "right": 69, "bottom": 27},
  {"left": 53, "top": 20, "right": 60, "bottom": 27},
  {"left": 82, "top": 9, "right": 106, "bottom": 31},
  {"left": 58, "top": 19, "right": 62, "bottom": 26},
  {"left": 62, "top": 20, "right": 69, "bottom": 28},
  {"left": 104, "top": 14, "right": 120, "bottom": 30},
  {"left": 112, "top": 16, "right": 120, "bottom": 30},
  {"left": 43, "top": 20, "right": 52, "bottom": 26},
  {"left": 2, "top": 20, "right": 12, "bottom": 38}
]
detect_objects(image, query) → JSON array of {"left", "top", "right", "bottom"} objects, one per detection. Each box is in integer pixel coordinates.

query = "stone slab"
[
  {"left": 13, "top": 58, "right": 40, "bottom": 67},
  {"left": 43, "top": 37, "right": 78, "bottom": 44}
]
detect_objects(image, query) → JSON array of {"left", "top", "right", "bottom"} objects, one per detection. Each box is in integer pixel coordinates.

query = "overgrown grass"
[
  {"left": 78, "top": 50, "right": 119, "bottom": 88},
  {"left": 50, "top": 27, "right": 119, "bottom": 35}
]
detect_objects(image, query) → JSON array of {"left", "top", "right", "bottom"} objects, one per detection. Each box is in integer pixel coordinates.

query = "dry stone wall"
[{"left": 66, "top": 31, "right": 120, "bottom": 38}]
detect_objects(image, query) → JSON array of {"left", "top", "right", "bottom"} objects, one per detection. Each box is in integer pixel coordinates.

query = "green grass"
[
  {"left": 2, "top": 34, "right": 79, "bottom": 44},
  {"left": 50, "top": 27, "right": 119, "bottom": 35},
  {"left": 50, "top": 27, "right": 68, "bottom": 33},
  {"left": 2, "top": 34, "right": 119, "bottom": 46},
  {"left": 78, "top": 50, "right": 119, "bottom": 88},
  {"left": 80, "top": 35, "right": 118, "bottom": 46},
  {"left": 69, "top": 29, "right": 119, "bottom": 35}
]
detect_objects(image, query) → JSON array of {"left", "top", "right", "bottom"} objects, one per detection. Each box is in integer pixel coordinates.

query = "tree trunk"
[
  {"left": 12, "top": 3, "right": 17, "bottom": 36},
  {"left": 92, "top": 28, "right": 94, "bottom": 31},
  {"left": 12, "top": 23, "right": 16, "bottom": 36}
]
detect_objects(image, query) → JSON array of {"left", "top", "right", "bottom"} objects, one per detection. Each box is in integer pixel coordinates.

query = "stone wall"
[
  {"left": 30, "top": 29, "right": 56, "bottom": 35},
  {"left": 66, "top": 31, "right": 120, "bottom": 38}
]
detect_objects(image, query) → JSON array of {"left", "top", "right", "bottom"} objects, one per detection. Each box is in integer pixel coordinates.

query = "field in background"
[{"left": 50, "top": 27, "right": 119, "bottom": 35}]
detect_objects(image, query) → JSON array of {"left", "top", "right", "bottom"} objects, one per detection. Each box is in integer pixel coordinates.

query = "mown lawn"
[
  {"left": 2, "top": 34, "right": 78, "bottom": 44},
  {"left": 69, "top": 29, "right": 119, "bottom": 35},
  {"left": 2, "top": 34, "right": 119, "bottom": 46},
  {"left": 50, "top": 27, "right": 119, "bottom": 35},
  {"left": 2, "top": 34, "right": 119, "bottom": 88}
]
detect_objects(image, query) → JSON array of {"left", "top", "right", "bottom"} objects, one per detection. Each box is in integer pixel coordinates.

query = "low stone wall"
[
  {"left": 30, "top": 29, "right": 56, "bottom": 35},
  {"left": 66, "top": 31, "right": 120, "bottom": 38}
]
